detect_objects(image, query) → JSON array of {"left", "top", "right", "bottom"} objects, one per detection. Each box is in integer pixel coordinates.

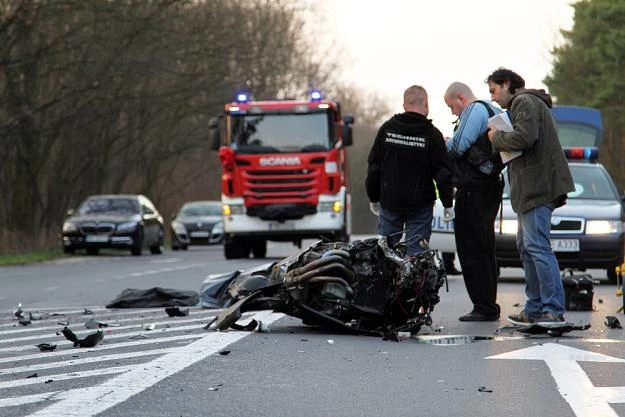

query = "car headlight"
[
  {"left": 586, "top": 220, "right": 623, "bottom": 235},
  {"left": 172, "top": 220, "right": 186, "bottom": 234},
  {"left": 494, "top": 219, "right": 518, "bottom": 235},
  {"left": 212, "top": 221, "right": 224, "bottom": 234},
  {"left": 62, "top": 221, "right": 77, "bottom": 233},
  {"left": 116, "top": 221, "right": 139, "bottom": 232}
]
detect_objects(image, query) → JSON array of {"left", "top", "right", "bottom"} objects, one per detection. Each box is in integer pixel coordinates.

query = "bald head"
[
  {"left": 403, "top": 85, "right": 429, "bottom": 116},
  {"left": 444, "top": 82, "right": 477, "bottom": 117}
]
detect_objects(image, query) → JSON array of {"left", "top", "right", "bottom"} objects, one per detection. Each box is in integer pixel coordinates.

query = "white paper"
[{"left": 488, "top": 113, "right": 521, "bottom": 164}]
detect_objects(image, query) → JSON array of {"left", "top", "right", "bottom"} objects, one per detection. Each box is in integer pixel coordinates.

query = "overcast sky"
[{"left": 314, "top": 0, "right": 576, "bottom": 136}]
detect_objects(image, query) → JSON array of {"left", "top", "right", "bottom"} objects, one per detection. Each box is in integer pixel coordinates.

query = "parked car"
[
  {"left": 495, "top": 149, "right": 624, "bottom": 282},
  {"left": 170, "top": 200, "right": 224, "bottom": 250},
  {"left": 61, "top": 194, "right": 164, "bottom": 256}
]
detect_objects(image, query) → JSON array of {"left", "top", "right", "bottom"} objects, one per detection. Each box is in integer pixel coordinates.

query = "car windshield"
[
  {"left": 503, "top": 165, "right": 618, "bottom": 201},
  {"left": 78, "top": 198, "right": 140, "bottom": 215},
  {"left": 180, "top": 203, "right": 221, "bottom": 217}
]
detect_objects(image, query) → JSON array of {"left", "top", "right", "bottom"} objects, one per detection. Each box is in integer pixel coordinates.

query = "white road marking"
[
  {"left": 1, "top": 347, "right": 173, "bottom": 375},
  {"left": 0, "top": 307, "right": 217, "bottom": 333},
  {"left": 0, "top": 317, "right": 215, "bottom": 346},
  {"left": 488, "top": 342, "right": 625, "bottom": 417},
  {"left": 0, "top": 365, "right": 134, "bottom": 389},
  {"left": 0, "top": 392, "right": 60, "bottom": 408},
  {"left": 23, "top": 311, "right": 284, "bottom": 417},
  {"left": 0, "top": 323, "right": 210, "bottom": 353},
  {"left": 0, "top": 333, "right": 203, "bottom": 364}
]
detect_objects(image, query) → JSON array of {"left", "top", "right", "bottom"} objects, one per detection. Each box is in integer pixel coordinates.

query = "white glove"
[
  {"left": 369, "top": 202, "right": 381, "bottom": 216},
  {"left": 443, "top": 207, "right": 455, "bottom": 222}
]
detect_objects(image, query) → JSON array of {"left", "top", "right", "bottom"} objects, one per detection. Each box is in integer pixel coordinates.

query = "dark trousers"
[{"left": 454, "top": 180, "right": 503, "bottom": 316}]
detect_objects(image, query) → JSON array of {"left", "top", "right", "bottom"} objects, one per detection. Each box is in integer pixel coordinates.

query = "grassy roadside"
[{"left": 0, "top": 250, "right": 65, "bottom": 266}]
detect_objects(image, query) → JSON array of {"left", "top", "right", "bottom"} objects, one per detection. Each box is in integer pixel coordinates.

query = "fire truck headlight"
[
  {"left": 325, "top": 162, "right": 337, "bottom": 174},
  {"left": 332, "top": 201, "right": 342, "bottom": 213},
  {"left": 223, "top": 204, "right": 244, "bottom": 216},
  {"left": 494, "top": 219, "right": 518, "bottom": 235}
]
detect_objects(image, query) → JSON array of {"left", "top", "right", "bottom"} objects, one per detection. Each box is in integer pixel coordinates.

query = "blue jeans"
[
  {"left": 516, "top": 205, "right": 566, "bottom": 317},
  {"left": 378, "top": 205, "right": 433, "bottom": 256}
]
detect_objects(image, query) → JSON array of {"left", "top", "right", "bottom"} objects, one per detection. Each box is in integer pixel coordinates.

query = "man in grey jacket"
[{"left": 486, "top": 68, "right": 574, "bottom": 325}]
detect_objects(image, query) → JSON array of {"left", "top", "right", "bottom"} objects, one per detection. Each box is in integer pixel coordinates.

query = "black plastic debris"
[
  {"left": 18, "top": 317, "right": 31, "bottom": 326},
  {"left": 605, "top": 316, "right": 623, "bottom": 329},
  {"left": 45, "top": 380, "right": 53, "bottom": 384},
  {"left": 478, "top": 386, "right": 493, "bottom": 393},
  {"left": 230, "top": 320, "right": 258, "bottom": 331},
  {"left": 84, "top": 318, "right": 112, "bottom": 329},
  {"left": 79, "top": 330, "right": 104, "bottom": 347},
  {"left": 26, "top": 373, "right": 38, "bottom": 379},
  {"left": 106, "top": 287, "right": 199, "bottom": 308},
  {"left": 60, "top": 326, "right": 104, "bottom": 347},
  {"left": 14, "top": 303, "right": 24, "bottom": 318},
  {"left": 218, "top": 350, "right": 231, "bottom": 355},
  {"left": 35, "top": 343, "right": 57, "bottom": 352},
  {"left": 165, "top": 307, "right": 189, "bottom": 317}
]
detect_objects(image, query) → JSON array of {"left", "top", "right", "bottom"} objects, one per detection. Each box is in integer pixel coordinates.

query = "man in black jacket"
[{"left": 366, "top": 85, "right": 454, "bottom": 256}]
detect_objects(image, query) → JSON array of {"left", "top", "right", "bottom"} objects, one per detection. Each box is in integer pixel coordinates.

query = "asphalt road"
[{"left": 2, "top": 239, "right": 625, "bottom": 417}]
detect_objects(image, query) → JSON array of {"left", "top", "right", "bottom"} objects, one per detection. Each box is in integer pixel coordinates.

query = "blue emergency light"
[
  {"left": 235, "top": 92, "right": 249, "bottom": 103},
  {"left": 310, "top": 89, "right": 323, "bottom": 102},
  {"left": 564, "top": 147, "right": 599, "bottom": 160}
]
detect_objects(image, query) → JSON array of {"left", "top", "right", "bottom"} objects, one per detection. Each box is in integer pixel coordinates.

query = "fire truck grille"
[{"left": 243, "top": 168, "right": 318, "bottom": 201}]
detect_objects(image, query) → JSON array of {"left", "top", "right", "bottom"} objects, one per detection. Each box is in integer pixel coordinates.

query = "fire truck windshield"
[{"left": 230, "top": 113, "right": 331, "bottom": 153}]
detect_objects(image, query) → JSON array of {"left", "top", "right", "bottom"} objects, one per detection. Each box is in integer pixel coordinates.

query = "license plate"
[
  {"left": 268, "top": 222, "right": 294, "bottom": 231},
  {"left": 550, "top": 239, "right": 579, "bottom": 252},
  {"left": 86, "top": 235, "right": 108, "bottom": 243},
  {"left": 190, "top": 231, "right": 210, "bottom": 238}
]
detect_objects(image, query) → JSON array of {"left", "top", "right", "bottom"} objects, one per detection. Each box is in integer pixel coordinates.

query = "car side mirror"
[
  {"left": 209, "top": 117, "right": 221, "bottom": 151},
  {"left": 341, "top": 115, "right": 354, "bottom": 147},
  {"left": 66, "top": 209, "right": 74, "bottom": 217}
]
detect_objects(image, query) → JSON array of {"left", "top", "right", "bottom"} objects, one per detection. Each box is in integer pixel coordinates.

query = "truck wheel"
[
  {"left": 86, "top": 247, "right": 99, "bottom": 256},
  {"left": 607, "top": 265, "right": 618, "bottom": 284},
  {"left": 224, "top": 238, "right": 244, "bottom": 259},
  {"left": 63, "top": 246, "right": 75, "bottom": 255},
  {"left": 252, "top": 240, "right": 267, "bottom": 258}
]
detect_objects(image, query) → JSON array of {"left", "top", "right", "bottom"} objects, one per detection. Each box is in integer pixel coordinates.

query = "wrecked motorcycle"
[{"left": 204, "top": 237, "right": 447, "bottom": 340}]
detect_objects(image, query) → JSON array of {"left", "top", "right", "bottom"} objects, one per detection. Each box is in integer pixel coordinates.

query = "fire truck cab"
[{"left": 210, "top": 91, "right": 354, "bottom": 259}]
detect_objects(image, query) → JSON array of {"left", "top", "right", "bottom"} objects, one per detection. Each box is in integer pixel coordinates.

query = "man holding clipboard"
[{"left": 486, "top": 68, "right": 574, "bottom": 326}]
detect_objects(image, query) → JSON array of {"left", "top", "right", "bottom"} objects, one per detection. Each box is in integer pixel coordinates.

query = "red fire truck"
[{"left": 209, "top": 91, "right": 354, "bottom": 259}]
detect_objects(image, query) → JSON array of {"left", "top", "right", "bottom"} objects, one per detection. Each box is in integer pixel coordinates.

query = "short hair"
[
  {"left": 486, "top": 68, "right": 525, "bottom": 94},
  {"left": 404, "top": 85, "right": 427, "bottom": 107},
  {"left": 445, "top": 82, "right": 474, "bottom": 99}
]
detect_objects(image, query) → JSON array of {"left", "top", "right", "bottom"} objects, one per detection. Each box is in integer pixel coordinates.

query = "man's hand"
[
  {"left": 443, "top": 207, "right": 455, "bottom": 222},
  {"left": 370, "top": 202, "right": 381, "bottom": 216},
  {"left": 487, "top": 125, "right": 497, "bottom": 141}
]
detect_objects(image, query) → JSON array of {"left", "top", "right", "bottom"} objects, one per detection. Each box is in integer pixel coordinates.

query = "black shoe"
[
  {"left": 459, "top": 311, "right": 499, "bottom": 322},
  {"left": 445, "top": 267, "right": 462, "bottom": 275}
]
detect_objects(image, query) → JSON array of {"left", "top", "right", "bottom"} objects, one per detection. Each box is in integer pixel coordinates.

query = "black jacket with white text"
[{"left": 365, "top": 112, "right": 454, "bottom": 212}]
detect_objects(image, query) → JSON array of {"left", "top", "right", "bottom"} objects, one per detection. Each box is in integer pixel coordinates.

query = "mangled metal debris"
[{"left": 203, "top": 237, "right": 446, "bottom": 340}]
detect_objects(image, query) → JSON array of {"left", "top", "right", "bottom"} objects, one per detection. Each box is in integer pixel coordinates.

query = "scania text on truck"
[{"left": 209, "top": 91, "right": 354, "bottom": 259}]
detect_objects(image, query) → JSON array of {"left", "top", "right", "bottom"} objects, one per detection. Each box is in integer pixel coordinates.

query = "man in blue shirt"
[{"left": 444, "top": 82, "right": 504, "bottom": 321}]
